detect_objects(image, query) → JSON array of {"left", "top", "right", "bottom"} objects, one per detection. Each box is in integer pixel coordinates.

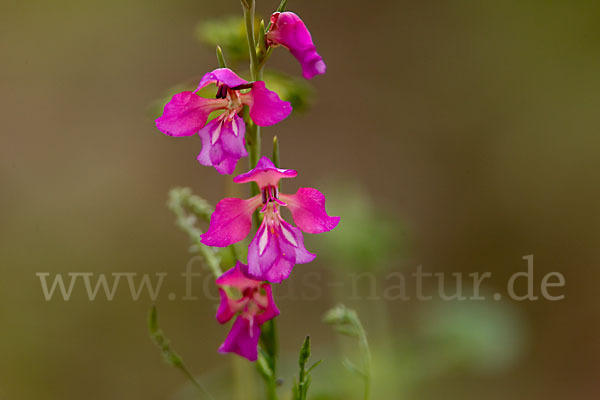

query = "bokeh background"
[{"left": 2, "top": 0, "right": 599, "bottom": 398}]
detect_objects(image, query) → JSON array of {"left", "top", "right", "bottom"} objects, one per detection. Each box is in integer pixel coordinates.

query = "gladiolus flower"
[
  {"left": 266, "top": 12, "right": 326, "bottom": 80},
  {"left": 201, "top": 157, "right": 339, "bottom": 283},
  {"left": 216, "top": 262, "right": 279, "bottom": 361},
  {"left": 156, "top": 68, "right": 292, "bottom": 174}
]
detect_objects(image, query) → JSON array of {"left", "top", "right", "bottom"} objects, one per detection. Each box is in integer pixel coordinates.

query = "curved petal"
[
  {"left": 208, "top": 133, "right": 226, "bottom": 165},
  {"left": 197, "top": 115, "right": 248, "bottom": 175},
  {"left": 213, "top": 157, "right": 238, "bottom": 175},
  {"left": 247, "top": 222, "right": 277, "bottom": 279},
  {"left": 196, "top": 68, "right": 249, "bottom": 92},
  {"left": 240, "top": 81, "right": 292, "bottom": 126},
  {"left": 247, "top": 217, "right": 315, "bottom": 283},
  {"left": 220, "top": 115, "right": 247, "bottom": 158},
  {"left": 255, "top": 284, "right": 280, "bottom": 325},
  {"left": 200, "top": 196, "right": 261, "bottom": 247},
  {"left": 233, "top": 156, "right": 297, "bottom": 189},
  {"left": 218, "top": 316, "right": 260, "bottom": 361},
  {"left": 216, "top": 288, "right": 236, "bottom": 324},
  {"left": 280, "top": 188, "right": 340, "bottom": 234},
  {"left": 267, "top": 12, "right": 326, "bottom": 79},
  {"left": 216, "top": 262, "right": 261, "bottom": 290},
  {"left": 248, "top": 233, "right": 294, "bottom": 283},
  {"left": 279, "top": 219, "right": 316, "bottom": 264},
  {"left": 156, "top": 91, "right": 226, "bottom": 137}
]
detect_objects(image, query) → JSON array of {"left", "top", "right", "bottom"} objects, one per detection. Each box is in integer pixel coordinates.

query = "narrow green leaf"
[
  {"left": 304, "top": 374, "right": 312, "bottom": 394},
  {"left": 265, "top": 0, "right": 288, "bottom": 31},
  {"left": 258, "top": 19, "right": 267, "bottom": 55},
  {"left": 148, "top": 305, "right": 159, "bottom": 334},
  {"left": 306, "top": 359, "right": 322, "bottom": 374},
  {"left": 292, "top": 335, "right": 319, "bottom": 400},
  {"left": 216, "top": 45, "right": 227, "bottom": 68},
  {"left": 299, "top": 335, "right": 311, "bottom": 369},
  {"left": 324, "top": 304, "right": 372, "bottom": 400},
  {"left": 256, "top": 350, "right": 274, "bottom": 380},
  {"left": 342, "top": 358, "right": 365, "bottom": 377},
  {"left": 276, "top": 0, "right": 288, "bottom": 12},
  {"left": 272, "top": 136, "right": 280, "bottom": 168},
  {"left": 148, "top": 307, "right": 215, "bottom": 399}
]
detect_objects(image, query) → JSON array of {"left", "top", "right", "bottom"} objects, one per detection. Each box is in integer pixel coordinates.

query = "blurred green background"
[{"left": 1, "top": 0, "right": 599, "bottom": 398}]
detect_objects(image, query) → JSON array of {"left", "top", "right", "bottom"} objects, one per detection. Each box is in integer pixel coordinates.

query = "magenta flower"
[
  {"left": 216, "top": 262, "right": 279, "bottom": 361},
  {"left": 201, "top": 157, "right": 339, "bottom": 283},
  {"left": 155, "top": 68, "right": 292, "bottom": 174},
  {"left": 266, "top": 12, "right": 326, "bottom": 80}
]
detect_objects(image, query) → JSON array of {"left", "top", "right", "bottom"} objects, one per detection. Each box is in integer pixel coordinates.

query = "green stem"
[
  {"left": 241, "top": 0, "right": 264, "bottom": 228},
  {"left": 261, "top": 318, "right": 278, "bottom": 371},
  {"left": 242, "top": 0, "right": 259, "bottom": 81},
  {"left": 177, "top": 361, "right": 216, "bottom": 400},
  {"left": 246, "top": 122, "right": 261, "bottom": 228},
  {"left": 357, "top": 321, "right": 372, "bottom": 400},
  {"left": 247, "top": 122, "right": 262, "bottom": 170},
  {"left": 324, "top": 305, "right": 372, "bottom": 400},
  {"left": 242, "top": 2, "right": 278, "bottom": 399},
  {"left": 266, "top": 379, "right": 277, "bottom": 400},
  {"left": 149, "top": 306, "right": 215, "bottom": 400}
]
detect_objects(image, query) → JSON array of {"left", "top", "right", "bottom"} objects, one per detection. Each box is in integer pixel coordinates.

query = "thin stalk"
[
  {"left": 323, "top": 305, "right": 372, "bottom": 400},
  {"left": 260, "top": 318, "right": 278, "bottom": 372},
  {"left": 246, "top": 122, "right": 261, "bottom": 228},
  {"left": 242, "top": 0, "right": 259, "bottom": 81},
  {"left": 247, "top": 122, "right": 262, "bottom": 169},
  {"left": 178, "top": 362, "right": 215, "bottom": 400},
  {"left": 242, "top": 2, "right": 278, "bottom": 399},
  {"left": 357, "top": 321, "right": 372, "bottom": 400},
  {"left": 148, "top": 306, "right": 215, "bottom": 400},
  {"left": 266, "top": 379, "right": 277, "bottom": 400},
  {"left": 242, "top": 0, "right": 264, "bottom": 227},
  {"left": 272, "top": 136, "right": 280, "bottom": 168}
]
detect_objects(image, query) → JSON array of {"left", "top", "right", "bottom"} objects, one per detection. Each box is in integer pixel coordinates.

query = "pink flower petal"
[
  {"left": 279, "top": 219, "right": 316, "bottom": 263},
  {"left": 216, "top": 263, "right": 279, "bottom": 361},
  {"left": 216, "top": 288, "right": 236, "bottom": 324},
  {"left": 247, "top": 218, "right": 315, "bottom": 283},
  {"left": 267, "top": 12, "right": 326, "bottom": 79},
  {"left": 216, "top": 262, "right": 261, "bottom": 290},
  {"left": 201, "top": 196, "right": 261, "bottom": 247},
  {"left": 233, "top": 156, "right": 297, "bottom": 189},
  {"left": 220, "top": 115, "right": 247, "bottom": 157},
  {"left": 218, "top": 316, "right": 260, "bottom": 361},
  {"left": 255, "top": 284, "right": 280, "bottom": 325},
  {"left": 196, "top": 68, "right": 249, "bottom": 92},
  {"left": 240, "top": 81, "right": 292, "bottom": 126},
  {"left": 156, "top": 92, "right": 226, "bottom": 137},
  {"left": 280, "top": 188, "right": 340, "bottom": 234},
  {"left": 197, "top": 115, "right": 247, "bottom": 175}
]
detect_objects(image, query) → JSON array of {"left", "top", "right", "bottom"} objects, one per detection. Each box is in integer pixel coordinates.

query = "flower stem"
[
  {"left": 247, "top": 123, "right": 261, "bottom": 170},
  {"left": 260, "top": 318, "right": 278, "bottom": 372},
  {"left": 246, "top": 121, "right": 261, "bottom": 229},
  {"left": 357, "top": 319, "right": 372, "bottom": 400},
  {"left": 242, "top": 0, "right": 264, "bottom": 227},
  {"left": 148, "top": 306, "right": 215, "bottom": 400},
  {"left": 179, "top": 362, "right": 215, "bottom": 399},
  {"left": 242, "top": 2, "right": 279, "bottom": 399},
  {"left": 323, "top": 305, "right": 372, "bottom": 400},
  {"left": 242, "top": 0, "right": 259, "bottom": 81}
]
